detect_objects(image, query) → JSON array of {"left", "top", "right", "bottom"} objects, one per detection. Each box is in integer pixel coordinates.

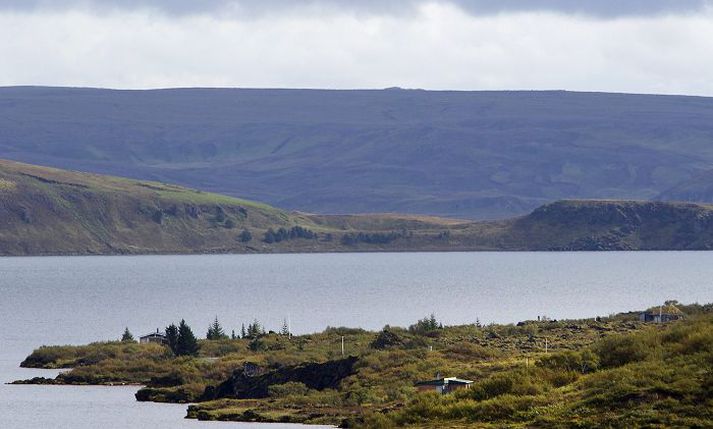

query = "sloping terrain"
[
  {"left": 2, "top": 87, "right": 713, "bottom": 219},
  {"left": 2, "top": 159, "right": 713, "bottom": 255},
  {"left": 658, "top": 168, "right": 713, "bottom": 202},
  {"left": 15, "top": 304, "right": 713, "bottom": 427}
]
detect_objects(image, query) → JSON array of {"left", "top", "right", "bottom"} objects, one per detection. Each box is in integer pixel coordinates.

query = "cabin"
[
  {"left": 139, "top": 329, "right": 167, "bottom": 344},
  {"left": 415, "top": 375, "right": 474, "bottom": 394},
  {"left": 639, "top": 303, "right": 684, "bottom": 323}
]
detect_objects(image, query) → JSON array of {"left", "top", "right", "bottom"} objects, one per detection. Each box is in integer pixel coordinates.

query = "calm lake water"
[{"left": 1, "top": 251, "right": 713, "bottom": 428}]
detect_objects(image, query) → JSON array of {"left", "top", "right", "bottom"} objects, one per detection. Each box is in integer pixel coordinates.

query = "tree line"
[
  {"left": 121, "top": 316, "right": 292, "bottom": 356},
  {"left": 340, "top": 231, "right": 406, "bottom": 245},
  {"left": 263, "top": 226, "right": 317, "bottom": 243}
]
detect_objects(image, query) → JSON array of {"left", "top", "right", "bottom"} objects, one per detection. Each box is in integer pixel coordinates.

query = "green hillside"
[
  {"left": 15, "top": 303, "right": 713, "bottom": 427},
  {"left": 2, "top": 159, "right": 713, "bottom": 255}
]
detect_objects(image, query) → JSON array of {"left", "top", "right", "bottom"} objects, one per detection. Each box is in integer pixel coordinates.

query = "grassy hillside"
[
  {"left": 0, "top": 159, "right": 305, "bottom": 255},
  {"left": 15, "top": 302, "right": 713, "bottom": 427},
  {"left": 2, "top": 159, "right": 713, "bottom": 255},
  {"left": 3, "top": 87, "right": 713, "bottom": 219}
]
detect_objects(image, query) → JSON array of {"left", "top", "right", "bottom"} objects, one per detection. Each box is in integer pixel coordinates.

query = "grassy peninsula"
[
  {"left": 15, "top": 302, "right": 713, "bottom": 427},
  {"left": 2, "top": 159, "right": 713, "bottom": 255}
]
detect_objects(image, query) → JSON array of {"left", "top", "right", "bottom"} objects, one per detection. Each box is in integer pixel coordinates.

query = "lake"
[{"left": 1, "top": 251, "right": 713, "bottom": 428}]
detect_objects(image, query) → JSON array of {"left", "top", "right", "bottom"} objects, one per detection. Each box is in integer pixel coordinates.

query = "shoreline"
[{"left": 12, "top": 302, "right": 709, "bottom": 427}]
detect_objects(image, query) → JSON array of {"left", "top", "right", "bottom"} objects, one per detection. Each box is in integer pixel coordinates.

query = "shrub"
[
  {"left": 595, "top": 333, "right": 658, "bottom": 368},
  {"left": 444, "top": 343, "right": 501, "bottom": 361},
  {"left": 238, "top": 229, "right": 252, "bottom": 242},
  {"left": 268, "top": 382, "right": 311, "bottom": 398},
  {"left": 538, "top": 349, "right": 599, "bottom": 374}
]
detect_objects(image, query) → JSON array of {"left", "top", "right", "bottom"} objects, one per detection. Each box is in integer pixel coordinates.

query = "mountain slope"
[
  {"left": 2, "top": 160, "right": 713, "bottom": 255},
  {"left": 2, "top": 87, "right": 713, "bottom": 219},
  {"left": 658, "top": 168, "right": 713, "bottom": 202}
]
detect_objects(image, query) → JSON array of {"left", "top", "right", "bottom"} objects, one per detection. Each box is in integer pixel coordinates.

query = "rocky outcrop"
[
  {"left": 370, "top": 329, "right": 404, "bottom": 349},
  {"left": 9, "top": 377, "right": 61, "bottom": 385},
  {"left": 201, "top": 356, "right": 358, "bottom": 400},
  {"left": 516, "top": 200, "right": 713, "bottom": 250}
]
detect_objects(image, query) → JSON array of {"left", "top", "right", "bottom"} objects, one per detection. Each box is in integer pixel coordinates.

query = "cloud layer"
[
  {"left": 1, "top": 1, "right": 712, "bottom": 94},
  {"left": 0, "top": 0, "right": 710, "bottom": 18}
]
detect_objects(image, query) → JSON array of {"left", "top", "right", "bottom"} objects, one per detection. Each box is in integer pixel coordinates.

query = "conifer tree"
[
  {"left": 247, "top": 319, "right": 264, "bottom": 338},
  {"left": 121, "top": 327, "right": 134, "bottom": 342},
  {"left": 231, "top": 329, "right": 236, "bottom": 340},
  {"left": 280, "top": 319, "right": 291, "bottom": 337},
  {"left": 176, "top": 319, "right": 199, "bottom": 356},
  {"left": 241, "top": 323, "right": 246, "bottom": 339},
  {"left": 165, "top": 324, "right": 179, "bottom": 355},
  {"left": 206, "top": 316, "right": 227, "bottom": 340}
]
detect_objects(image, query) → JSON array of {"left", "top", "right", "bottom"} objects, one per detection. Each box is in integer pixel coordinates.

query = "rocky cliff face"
[
  {"left": 515, "top": 200, "right": 713, "bottom": 250},
  {"left": 201, "top": 356, "right": 358, "bottom": 400}
]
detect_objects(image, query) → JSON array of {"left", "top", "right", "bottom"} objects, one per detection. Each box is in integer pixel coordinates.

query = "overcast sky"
[{"left": 1, "top": 0, "right": 712, "bottom": 95}]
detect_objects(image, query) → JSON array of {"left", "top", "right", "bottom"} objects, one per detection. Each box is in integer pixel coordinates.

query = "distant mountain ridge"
[
  {"left": 2, "top": 159, "right": 713, "bottom": 256},
  {"left": 2, "top": 86, "right": 713, "bottom": 219}
]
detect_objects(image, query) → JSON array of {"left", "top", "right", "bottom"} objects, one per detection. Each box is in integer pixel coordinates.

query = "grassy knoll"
[{"left": 15, "top": 302, "right": 713, "bottom": 427}]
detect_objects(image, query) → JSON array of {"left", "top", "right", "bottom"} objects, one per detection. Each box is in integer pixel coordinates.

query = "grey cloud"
[{"left": 0, "top": 0, "right": 709, "bottom": 18}]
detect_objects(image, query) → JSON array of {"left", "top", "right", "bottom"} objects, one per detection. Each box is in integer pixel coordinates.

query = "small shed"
[
  {"left": 139, "top": 329, "right": 167, "bottom": 344},
  {"left": 415, "top": 375, "right": 474, "bottom": 394},
  {"left": 639, "top": 303, "right": 684, "bottom": 323}
]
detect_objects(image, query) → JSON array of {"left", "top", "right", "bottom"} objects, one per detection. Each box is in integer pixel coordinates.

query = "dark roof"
[
  {"left": 140, "top": 332, "right": 166, "bottom": 339},
  {"left": 415, "top": 377, "right": 474, "bottom": 386}
]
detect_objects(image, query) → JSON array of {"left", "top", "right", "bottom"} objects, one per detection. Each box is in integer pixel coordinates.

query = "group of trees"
[
  {"left": 409, "top": 314, "right": 443, "bottom": 334},
  {"left": 209, "top": 317, "right": 291, "bottom": 340},
  {"left": 263, "top": 226, "right": 317, "bottom": 243},
  {"left": 122, "top": 315, "right": 294, "bottom": 355},
  {"left": 165, "top": 320, "right": 200, "bottom": 356},
  {"left": 340, "top": 231, "right": 405, "bottom": 245}
]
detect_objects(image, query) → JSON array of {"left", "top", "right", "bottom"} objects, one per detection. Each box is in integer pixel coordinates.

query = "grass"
[
  {"left": 17, "top": 302, "right": 713, "bottom": 427},
  {"left": 4, "top": 158, "right": 713, "bottom": 255},
  {"left": 0, "top": 178, "right": 16, "bottom": 191}
]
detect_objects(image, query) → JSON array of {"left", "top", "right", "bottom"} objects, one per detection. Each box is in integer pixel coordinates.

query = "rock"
[
  {"left": 10, "top": 377, "right": 59, "bottom": 385},
  {"left": 201, "top": 356, "right": 358, "bottom": 400},
  {"left": 370, "top": 329, "right": 403, "bottom": 349}
]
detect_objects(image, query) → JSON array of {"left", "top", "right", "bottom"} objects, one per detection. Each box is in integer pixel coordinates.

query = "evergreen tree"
[
  {"left": 121, "top": 327, "right": 134, "bottom": 342},
  {"left": 206, "top": 316, "right": 227, "bottom": 340},
  {"left": 247, "top": 319, "right": 264, "bottom": 338},
  {"left": 241, "top": 323, "right": 246, "bottom": 339},
  {"left": 429, "top": 313, "right": 438, "bottom": 330},
  {"left": 263, "top": 228, "right": 276, "bottom": 243},
  {"left": 165, "top": 324, "right": 179, "bottom": 355},
  {"left": 239, "top": 229, "right": 252, "bottom": 242},
  {"left": 231, "top": 329, "right": 236, "bottom": 340},
  {"left": 176, "top": 320, "right": 199, "bottom": 356},
  {"left": 280, "top": 319, "right": 291, "bottom": 336}
]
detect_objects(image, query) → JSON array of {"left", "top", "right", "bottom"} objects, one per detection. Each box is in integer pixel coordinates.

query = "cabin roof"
[
  {"left": 643, "top": 304, "right": 684, "bottom": 315},
  {"left": 415, "top": 377, "right": 474, "bottom": 386},
  {"left": 139, "top": 332, "right": 166, "bottom": 339}
]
